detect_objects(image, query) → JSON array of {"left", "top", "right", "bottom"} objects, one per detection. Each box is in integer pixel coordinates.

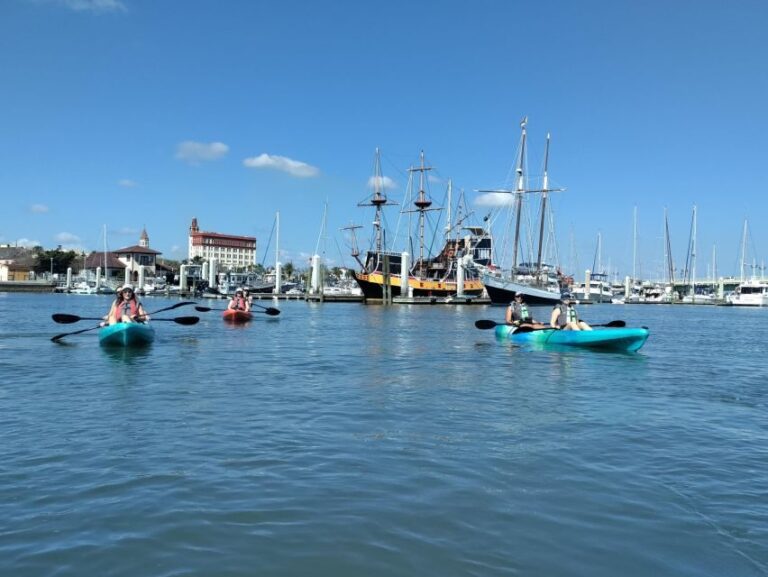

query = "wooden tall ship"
[{"left": 350, "top": 150, "right": 491, "bottom": 301}]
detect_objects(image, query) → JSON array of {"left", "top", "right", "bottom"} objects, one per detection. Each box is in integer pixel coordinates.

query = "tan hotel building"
[{"left": 188, "top": 218, "right": 257, "bottom": 270}]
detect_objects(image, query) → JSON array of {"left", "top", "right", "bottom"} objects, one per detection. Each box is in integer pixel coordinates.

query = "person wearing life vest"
[
  {"left": 228, "top": 288, "right": 251, "bottom": 312},
  {"left": 506, "top": 292, "right": 546, "bottom": 329},
  {"left": 550, "top": 296, "right": 591, "bottom": 331},
  {"left": 105, "top": 284, "right": 150, "bottom": 325}
]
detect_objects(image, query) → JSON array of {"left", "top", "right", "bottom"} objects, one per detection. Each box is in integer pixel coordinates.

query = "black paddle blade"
[
  {"left": 605, "top": 320, "right": 626, "bottom": 328},
  {"left": 173, "top": 316, "right": 200, "bottom": 325},
  {"left": 52, "top": 313, "right": 82, "bottom": 324},
  {"left": 474, "top": 319, "right": 499, "bottom": 330},
  {"left": 194, "top": 306, "right": 213, "bottom": 313},
  {"left": 263, "top": 307, "right": 281, "bottom": 316}
]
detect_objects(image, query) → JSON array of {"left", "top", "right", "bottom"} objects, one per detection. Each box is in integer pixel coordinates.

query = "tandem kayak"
[
  {"left": 495, "top": 325, "right": 649, "bottom": 352},
  {"left": 222, "top": 309, "right": 253, "bottom": 323},
  {"left": 99, "top": 322, "right": 155, "bottom": 347}
]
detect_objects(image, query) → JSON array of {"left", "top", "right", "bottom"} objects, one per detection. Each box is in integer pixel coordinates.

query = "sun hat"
[{"left": 121, "top": 283, "right": 134, "bottom": 291}]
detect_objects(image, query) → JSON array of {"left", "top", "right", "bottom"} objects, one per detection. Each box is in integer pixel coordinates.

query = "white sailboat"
[
  {"left": 727, "top": 219, "right": 768, "bottom": 306},
  {"left": 571, "top": 233, "right": 613, "bottom": 304},
  {"left": 479, "top": 118, "right": 565, "bottom": 305}
]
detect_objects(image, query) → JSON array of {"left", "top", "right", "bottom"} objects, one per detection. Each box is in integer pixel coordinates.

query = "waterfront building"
[
  {"left": 188, "top": 217, "right": 257, "bottom": 270},
  {"left": 112, "top": 227, "right": 162, "bottom": 283},
  {"left": 0, "top": 247, "right": 35, "bottom": 281}
]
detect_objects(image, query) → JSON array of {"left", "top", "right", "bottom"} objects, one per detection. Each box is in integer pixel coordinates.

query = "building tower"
[{"left": 139, "top": 226, "right": 149, "bottom": 248}]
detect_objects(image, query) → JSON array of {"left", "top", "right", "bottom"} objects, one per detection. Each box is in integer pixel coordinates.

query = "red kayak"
[{"left": 222, "top": 309, "right": 253, "bottom": 323}]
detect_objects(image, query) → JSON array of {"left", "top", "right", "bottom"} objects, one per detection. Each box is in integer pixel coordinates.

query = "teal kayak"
[
  {"left": 495, "top": 325, "right": 649, "bottom": 352},
  {"left": 99, "top": 322, "right": 155, "bottom": 347}
]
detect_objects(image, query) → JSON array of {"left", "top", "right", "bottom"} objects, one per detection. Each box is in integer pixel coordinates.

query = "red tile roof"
[{"left": 113, "top": 245, "right": 162, "bottom": 255}]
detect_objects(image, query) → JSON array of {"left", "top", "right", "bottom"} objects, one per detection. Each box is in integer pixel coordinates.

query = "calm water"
[{"left": 1, "top": 292, "right": 766, "bottom": 577}]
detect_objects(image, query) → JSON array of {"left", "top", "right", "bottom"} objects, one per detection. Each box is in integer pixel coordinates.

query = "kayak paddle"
[
  {"left": 194, "top": 305, "right": 281, "bottom": 316},
  {"left": 52, "top": 313, "right": 199, "bottom": 325},
  {"left": 474, "top": 319, "right": 626, "bottom": 331},
  {"left": 513, "top": 320, "right": 627, "bottom": 333},
  {"left": 51, "top": 316, "right": 200, "bottom": 342}
]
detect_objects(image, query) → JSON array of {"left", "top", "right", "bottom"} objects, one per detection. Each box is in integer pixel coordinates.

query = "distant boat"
[
  {"left": 217, "top": 270, "right": 297, "bottom": 295},
  {"left": 69, "top": 281, "right": 96, "bottom": 295},
  {"left": 351, "top": 149, "right": 490, "bottom": 300},
  {"left": 572, "top": 273, "right": 613, "bottom": 304},
  {"left": 727, "top": 279, "right": 768, "bottom": 306},
  {"left": 479, "top": 119, "right": 565, "bottom": 305},
  {"left": 727, "top": 219, "right": 768, "bottom": 306},
  {"left": 570, "top": 233, "right": 613, "bottom": 304}
]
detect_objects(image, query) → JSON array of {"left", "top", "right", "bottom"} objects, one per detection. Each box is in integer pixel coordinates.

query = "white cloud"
[
  {"left": 243, "top": 154, "right": 320, "bottom": 178},
  {"left": 30, "top": 203, "right": 49, "bottom": 213},
  {"left": 176, "top": 141, "right": 229, "bottom": 165},
  {"left": 55, "top": 232, "right": 81, "bottom": 244},
  {"left": 475, "top": 192, "right": 515, "bottom": 207},
  {"left": 41, "top": 0, "right": 127, "bottom": 12},
  {"left": 367, "top": 175, "right": 397, "bottom": 191},
  {"left": 15, "top": 238, "right": 42, "bottom": 248},
  {"left": 170, "top": 245, "right": 182, "bottom": 254},
  {"left": 118, "top": 179, "right": 138, "bottom": 188}
]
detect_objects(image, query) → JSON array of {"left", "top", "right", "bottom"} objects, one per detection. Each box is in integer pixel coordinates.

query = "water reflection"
[{"left": 102, "top": 345, "right": 153, "bottom": 364}]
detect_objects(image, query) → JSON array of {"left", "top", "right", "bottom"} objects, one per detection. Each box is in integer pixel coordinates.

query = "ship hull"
[
  {"left": 482, "top": 273, "right": 562, "bottom": 305},
  {"left": 353, "top": 271, "right": 484, "bottom": 300}
]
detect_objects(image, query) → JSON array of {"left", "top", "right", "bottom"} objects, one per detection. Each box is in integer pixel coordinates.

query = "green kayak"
[
  {"left": 99, "top": 322, "right": 155, "bottom": 347},
  {"left": 495, "top": 324, "right": 649, "bottom": 352}
]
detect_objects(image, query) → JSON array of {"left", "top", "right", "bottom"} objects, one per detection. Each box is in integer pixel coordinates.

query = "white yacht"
[
  {"left": 727, "top": 279, "right": 768, "bottom": 306},
  {"left": 571, "top": 273, "right": 613, "bottom": 304}
]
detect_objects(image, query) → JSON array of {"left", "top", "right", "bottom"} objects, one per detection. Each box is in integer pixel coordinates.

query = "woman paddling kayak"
[
  {"left": 550, "top": 296, "right": 591, "bottom": 331},
  {"left": 104, "top": 284, "right": 150, "bottom": 325}
]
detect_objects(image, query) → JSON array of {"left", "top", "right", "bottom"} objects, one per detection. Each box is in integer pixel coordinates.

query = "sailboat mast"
[
  {"left": 598, "top": 232, "right": 602, "bottom": 275},
  {"left": 411, "top": 151, "right": 433, "bottom": 272},
  {"left": 740, "top": 218, "right": 748, "bottom": 281},
  {"left": 357, "top": 147, "right": 397, "bottom": 271},
  {"left": 632, "top": 206, "right": 637, "bottom": 282},
  {"left": 445, "top": 179, "right": 452, "bottom": 238},
  {"left": 276, "top": 211, "right": 280, "bottom": 266},
  {"left": 512, "top": 118, "right": 527, "bottom": 271},
  {"left": 103, "top": 224, "right": 108, "bottom": 286},
  {"left": 690, "top": 205, "right": 697, "bottom": 297},
  {"left": 372, "top": 148, "right": 387, "bottom": 255},
  {"left": 535, "top": 133, "right": 550, "bottom": 277}
]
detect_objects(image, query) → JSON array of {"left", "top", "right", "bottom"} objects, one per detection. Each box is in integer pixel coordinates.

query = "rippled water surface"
[{"left": 1, "top": 293, "right": 767, "bottom": 576}]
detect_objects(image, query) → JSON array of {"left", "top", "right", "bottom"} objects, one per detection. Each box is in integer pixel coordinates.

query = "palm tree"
[{"left": 283, "top": 261, "right": 295, "bottom": 280}]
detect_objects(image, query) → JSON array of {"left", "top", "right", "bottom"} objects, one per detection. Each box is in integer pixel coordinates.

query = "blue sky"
[{"left": 2, "top": 0, "right": 767, "bottom": 280}]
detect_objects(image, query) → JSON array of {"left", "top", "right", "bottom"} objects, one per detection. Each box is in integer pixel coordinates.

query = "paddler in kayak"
[
  {"left": 550, "top": 296, "right": 591, "bottom": 331},
  {"left": 228, "top": 288, "right": 251, "bottom": 312},
  {"left": 506, "top": 292, "right": 546, "bottom": 329},
  {"left": 104, "top": 284, "right": 150, "bottom": 325}
]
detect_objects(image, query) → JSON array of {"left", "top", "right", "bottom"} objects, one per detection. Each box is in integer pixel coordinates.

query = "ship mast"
[
  {"left": 370, "top": 148, "right": 388, "bottom": 256},
  {"left": 740, "top": 218, "right": 748, "bottom": 281},
  {"left": 477, "top": 118, "right": 563, "bottom": 278},
  {"left": 356, "top": 148, "right": 397, "bottom": 270},
  {"left": 410, "top": 151, "right": 433, "bottom": 274},
  {"left": 535, "top": 133, "right": 550, "bottom": 278},
  {"left": 511, "top": 118, "right": 527, "bottom": 271}
]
